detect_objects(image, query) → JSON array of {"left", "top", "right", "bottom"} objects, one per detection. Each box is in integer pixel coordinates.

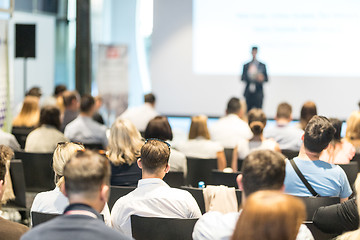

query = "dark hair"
[
  {"left": 304, "top": 116, "right": 335, "bottom": 153},
  {"left": 144, "top": 93, "right": 156, "bottom": 104},
  {"left": 276, "top": 102, "right": 292, "bottom": 119},
  {"left": 54, "top": 85, "right": 67, "bottom": 96},
  {"left": 0, "top": 145, "right": 14, "bottom": 182},
  {"left": 39, "top": 106, "right": 61, "bottom": 130},
  {"left": 145, "top": 116, "right": 173, "bottom": 141},
  {"left": 80, "top": 95, "right": 95, "bottom": 113},
  {"left": 140, "top": 139, "right": 170, "bottom": 173},
  {"left": 26, "top": 87, "right": 42, "bottom": 97},
  {"left": 241, "top": 150, "right": 286, "bottom": 197},
  {"left": 252, "top": 46, "right": 258, "bottom": 51},
  {"left": 329, "top": 118, "right": 342, "bottom": 142},
  {"left": 63, "top": 91, "right": 79, "bottom": 107},
  {"left": 248, "top": 108, "right": 267, "bottom": 135},
  {"left": 226, "top": 97, "right": 241, "bottom": 114},
  {"left": 300, "top": 101, "right": 317, "bottom": 130}
]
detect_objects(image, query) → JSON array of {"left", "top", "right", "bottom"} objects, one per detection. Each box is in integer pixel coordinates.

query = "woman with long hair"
[
  {"left": 345, "top": 111, "right": 360, "bottom": 152},
  {"left": 12, "top": 96, "right": 40, "bottom": 128}
]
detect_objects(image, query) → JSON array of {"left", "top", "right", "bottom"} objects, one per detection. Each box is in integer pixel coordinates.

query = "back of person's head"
[
  {"left": 0, "top": 145, "right": 13, "bottom": 201},
  {"left": 300, "top": 101, "right": 317, "bottom": 130},
  {"left": 53, "top": 142, "right": 84, "bottom": 187},
  {"left": 80, "top": 94, "right": 95, "bottom": 114},
  {"left": 39, "top": 106, "right": 61, "bottom": 130},
  {"left": 13, "top": 96, "right": 40, "bottom": 127},
  {"left": 241, "top": 150, "right": 286, "bottom": 197},
  {"left": 189, "top": 115, "right": 210, "bottom": 140},
  {"left": 329, "top": 118, "right": 342, "bottom": 143},
  {"left": 226, "top": 97, "right": 241, "bottom": 115},
  {"left": 276, "top": 102, "right": 292, "bottom": 119},
  {"left": 345, "top": 111, "right": 360, "bottom": 142},
  {"left": 54, "top": 85, "right": 67, "bottom": 97},
  {"left": 144, "top": 93, "right": 156, "bottom": 104},
  {"left": 248, "top": 108, "right": 267, "bottom": 136},
  {"left": 304, "top": 116, "right": 335, "bottom": 153},
  {"left": 231, "top": 191, "right": 305, "bottom": 240},
  {"left": 26, "top": 87, "right": 42, "bottom": 98},
  {"left": 62, "top": 90, "right": 80, "bottom": 108},
  {"left": 140, "top": 139, "right": 170, "bottom": 174},
  {"left": 145, "top": 116, "right": 173, "bottom": 141},
  {"left": 108, "top": 118, "right": 143, "bottom": 166},
  {"left": 63, "top": 150, "right": 110, "bottom": 199}
]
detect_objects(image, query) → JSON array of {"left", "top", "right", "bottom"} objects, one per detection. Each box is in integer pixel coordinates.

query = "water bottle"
[{"left": 198, "top": 181, "right": 205, "bottom": 189}]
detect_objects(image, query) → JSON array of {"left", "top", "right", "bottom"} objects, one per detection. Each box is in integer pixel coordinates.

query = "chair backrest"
[
  {"left": 224, "top": 148, "right": 234, "bottom": 168},
  {"left": 14, "top": 151, "right": 55, "bottom": 192},
  {"left": 237, "top": 159, "right": 244, "bottom": 172},
  {"left": 11, "top": 127, "right": 34, "bottom": 149},
  {"left": 108, "top": 186, "right": 136, "bottom": 211},
  {"left": 338, "top": 162, "right": 358, "bottom": 189},
  {"left": 31, "top": 211, "right": 61, "bottom": 227},
  {"left": 83, "top": 143, "right": 104, "bottom": 150},
  {"left": 131, "top": 215, "right": 198, "bottom": 240},
  {"left": 304, "top": 221, "right": 339, "bottom": 240},
  {"left": 163, "top": 171, "right": 184, "bottom": 188},
  {"left": 186, "top": 157, "right": 217, "bottom": 187},
  {"left": 210, "top": 170, "right": 240, "bottom": 188},
  {"left": 298, "top": 197, "right": 340, "bottom": 221},
  {"left": 6, "top": 160, "right": 27, "bottom": 209},
  {"left": 281, "top": 149, "right": 299, "bottom": 160}
]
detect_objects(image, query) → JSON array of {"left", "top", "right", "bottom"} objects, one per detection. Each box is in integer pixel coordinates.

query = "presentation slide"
[{"left": 193, "top": 0, "right": 360, "bottom": 77}]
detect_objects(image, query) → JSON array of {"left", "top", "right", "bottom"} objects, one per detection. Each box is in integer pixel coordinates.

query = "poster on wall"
[
  {"left": 96, "top": 44, "right": 128, "bottom": 126},
  {"left": 0, "top": 20, "right": 8, "bottom": 129}
]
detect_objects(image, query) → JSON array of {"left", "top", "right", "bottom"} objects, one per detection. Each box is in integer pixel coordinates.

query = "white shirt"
[
  {"left": 236, "top": 138, "right": 278, "bottom": 159},
  {"left": 169, "top": 148, "right": 188, "bottom": 176},
  {"left": 192, "top": 211, "right": 314, "bottom": 240},
  {"left": 209, "top": 114, "right": 253, "bottom": 148},
  {"left": 0, "top": 129, "right": 21, "bottom": 151},
  {"left": 111, "top": 178, "right": 202, "bottom": 236},
  {"left": 31, "top": 187, "right": 112, "bottom": 226},
  {"left": 175, "top": 138, "right": 224, "bottom": 159},
  {"left": 64, "top": 115, "right": 108, "bottom": 147},
  {"left": 119, "top": 103, "right": 158, "bottom": 132}
]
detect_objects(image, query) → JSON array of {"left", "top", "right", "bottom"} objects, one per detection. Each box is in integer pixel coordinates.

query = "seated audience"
[
  {"left": 42, "top": 85, "right": 67, "bottom": 113},
  {"left": 264, "top": 102, "right": 303, "bottom": 151},
  {"left": 345, "top": 111, "right": 360, "bottom": 152},
  {"left": 0, "top": 145, "right": 28, "bottom": 240},
  {"left": 145, "top": 116, "right": 187, "bottom": 176},
  {"left": 60, "top": 91, "right": 80, "bottom": 132},
  {"left": 31, "top": 142, "right": 111, "bottom": 225},
  {"left": 210, "top": 97, "right": 252, "bottom": 148},
  {"left": 22, "top": 150, "right": 131, "bottom": 240},
  {"left": 298, "top": 101, "right": 317, "bottom": 130},
  {"left": 284, "top": 116, "right": 352, "bottom": 202},
  {"left": 93, "top": 96, "right": 105, "bottom": 125},
  {"left": 14, "top": 87, "right": 42, "bottom": 116},
  {"left": 192, "top": 150, "right": 313, "bottom": 240},
  {"left": 107, "top": 118, "right": 143, "bottom": 186},
  {"left": 25, "top": 106, "right": 68, "bottom": 153},
  {"left": 64, "top": 95, "right": 108, "bottom": 148},
  {"left": 0, "top": 129, "right": 20, "bottom": 151},
  {"left": 231, "top": 190, "right": 306, "bottom": 240},
  {"left": 232, "top": 109, "right": 280, "bottom": 170},
  {"left": 111, "top": 139, "right": 201, "bottom": 236},
  {"left": 320, "top": 118, "right": 355, "bottom": 164},
  {"left": 12, "top": 95, "right": 40, "bottom": 128},
  {"left": 120, "top": 93, "right": 158, "bottom": 132},
  {"left": 176, "top": 115, "right": 226, "bottom": 171},
  {"left": 313, "top": 174, "right": 360, "bottom": 234}
]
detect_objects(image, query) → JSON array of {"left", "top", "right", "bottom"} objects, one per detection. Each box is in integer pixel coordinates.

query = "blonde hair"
[
  {"left": 189, "top": 115, "right": 210, "bottom": 140},
  {"left": 12, "top": 96, "right": 40, "bottom": 127},
  {"left": 107, "top": 118, "right": 143, "bottom": 166},
  {"left": 53, "top": 142, "right": 84, "bottom": 187},
  {"left": 345, "top": 111, "right": 360, "bottom": 143}
]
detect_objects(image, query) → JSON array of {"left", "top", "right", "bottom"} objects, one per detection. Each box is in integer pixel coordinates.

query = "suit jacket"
[
  {"left": 241, "top": 61, "right": 268, "bottom": 97},
  {"left": 0, "top": 217, "right": 28, "bottom": 240},
  {"left": 21, "top": 203, "right": 132, "bottom": 240}
]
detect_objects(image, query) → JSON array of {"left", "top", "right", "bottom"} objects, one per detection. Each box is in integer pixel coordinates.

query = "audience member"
[
  {"left": 107, "top": 118, "right": 143, "bottom": 186},
  {"left": 111, "top": 139, "right": 201, "bottom": 236},
  {"left": 284, "top": 116, "right": 352, "bottom": 202},
  {"left": 120, "top": 93, "right": 158, "bottom": 132},
  {"left": 64, "top": 95, "right": 108, "bottom": 148},
  {"left": 22, "top": 150, "right": 131, "bottom": 240},
  {"left": 0, "top": 145, "right": 28, "bottom": 240},
  {"left": 0, "top": 129, "right": 20, "bottom": 151},
  {"left": 42, "top": 85, "right": 67, "bottom": 113},
  {"left": 31, "top": 142, "right": 111, "bottom": 225},
  {"left": 14, "top": 87, "right": 42, "bottom": 116},
  {"left": 145, "top": 116, "right": 187, "bottom": 176},
  {"left": 298, "top": 101, "right": 317, "bottom": 130},
  {"left": 12, "top": 96, "right": 40, "bottom": 128},
  {"left": 60, "top": 91, "right": 80, "bottom": 132},
  {"left": 345, "top": 111, "right": 360, "bottom": 152},
  {"left": 232, "top": 109, "right": 280, "bottom": 170},
  {"left": 264, "top": 102, "right": 303, "bottom": 151},
  {"left": 192, "top": 150, "right": 313, "bottom": 240},
  {"left": 93, "top": 96, "right": 105, "bottom": 125},
  {"left": 176, "top": 115, "right": 226, "bottom": 171},
  {"left": 25, "top": 106, "right": 68, "bottom": 153},
  {"left": 231, "top": 191, "right": 306, "bottom": 240},
  {"left": 210, "top": 97, "right": 252, "bottom": 148},
  {"left": 320, "top": 118, "right": 355, "bottom": 164}
]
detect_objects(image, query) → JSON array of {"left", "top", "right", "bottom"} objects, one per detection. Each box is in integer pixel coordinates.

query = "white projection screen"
[{"left": 151, "top": 0, "right": 360, "bottom": 119}]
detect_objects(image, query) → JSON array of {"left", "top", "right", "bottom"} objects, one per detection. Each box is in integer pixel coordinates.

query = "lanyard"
[{"left": 65, "top": 210, "right": 98, "bottom": 219}]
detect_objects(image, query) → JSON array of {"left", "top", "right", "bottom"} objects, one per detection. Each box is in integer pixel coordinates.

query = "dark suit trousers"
[{"left": 245, "top": 92, "right": 263, "bottom": 111}]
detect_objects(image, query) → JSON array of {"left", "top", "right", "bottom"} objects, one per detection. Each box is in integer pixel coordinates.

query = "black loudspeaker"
[{"left": 15, "top": 24, "right": 36, "bottom": 58}]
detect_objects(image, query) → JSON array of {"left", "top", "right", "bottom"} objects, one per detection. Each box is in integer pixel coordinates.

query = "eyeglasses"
[
  {"left": 145, "top": 138, "right": 171, "bottom": 150},
  {"left": 57, "top": 141, "right": 84, "bottom": 147}
]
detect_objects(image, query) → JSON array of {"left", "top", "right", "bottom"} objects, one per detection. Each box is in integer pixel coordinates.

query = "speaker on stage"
[{"left": 15, "top": 24, "right": 36, "bottom": 58}]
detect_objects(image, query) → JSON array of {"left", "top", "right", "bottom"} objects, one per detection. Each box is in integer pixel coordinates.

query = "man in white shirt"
[
  {"left": 192, "top": 150, "right": 314, "bottom": 240},
  {"left": 111, "top": 139, "right": 202, "bottom": 236},
  {"left": 210, "top": 97, "right": 252, "bottom": 148},
  {"left": 119, "top": 93, "right": 158, "bottom": 132},
  {"left": 0, "top": 129, "right": 21, "bottom": 151},
  {"left": 64, "top": 95, "right": 108, "bottom": 148}
]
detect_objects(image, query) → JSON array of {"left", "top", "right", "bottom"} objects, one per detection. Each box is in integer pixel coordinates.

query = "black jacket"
[{"left": 241, "top": 61, "right": 268, "bottom": 97}]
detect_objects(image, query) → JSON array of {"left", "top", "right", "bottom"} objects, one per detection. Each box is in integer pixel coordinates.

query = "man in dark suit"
[
  {"left": 241, "top": 46, "right": 268, "bottom": 111},
  {"left": 21, "top": 150, "right": 132, "bottom": 240}
]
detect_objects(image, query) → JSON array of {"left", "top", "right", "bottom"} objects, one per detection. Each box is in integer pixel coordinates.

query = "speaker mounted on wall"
[{"left": 15, "top": 24, "right": 36, "bottom": 58}]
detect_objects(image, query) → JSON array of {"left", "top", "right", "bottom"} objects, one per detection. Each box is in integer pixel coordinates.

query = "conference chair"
[
  {"left": 131, "top": 215, "right": 198, "bottom": 240},
  {"left": 352, "top": 153, "right": 360, "bottom": 172},
  {"left": 210, "top": 170, "right": 241, "bottom": 188},
  {"left": 186, "top": 157, "right": 217, "bottom": 187},
  {"left": 237, "top": 159, "right": 244, "bottom": 172},
  {"left": 224, "top": 148, "right": 234, "bottom": 168},
  {"left": 304, "top": 221, "right": 339, "bottom": 240},
  {"left": 31, "top": 212, "right": 61, "bottom": 227},
  {"left": 108, "top": 186, "right": 136, "bottom": 211},
  {"left": 338, "top": 162, "right": 358, "bottom": 189},
  {"left": 298, "top": 197, "right": 340, "bottom": 221},
  {"left": 83, "top": 143, "right": 104, "bottom": 150},
  {"left": 14, "top": 151, "right": 55, "bottom": 192},
  {"left": 163, "top": 171, "right": 185, "bottom": 188},
  {"left": 281, "top": 149, "right": 299, "bottom": 160},
  {"left": 11, "top": 127, "right": 34, "bottom": 149}
]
